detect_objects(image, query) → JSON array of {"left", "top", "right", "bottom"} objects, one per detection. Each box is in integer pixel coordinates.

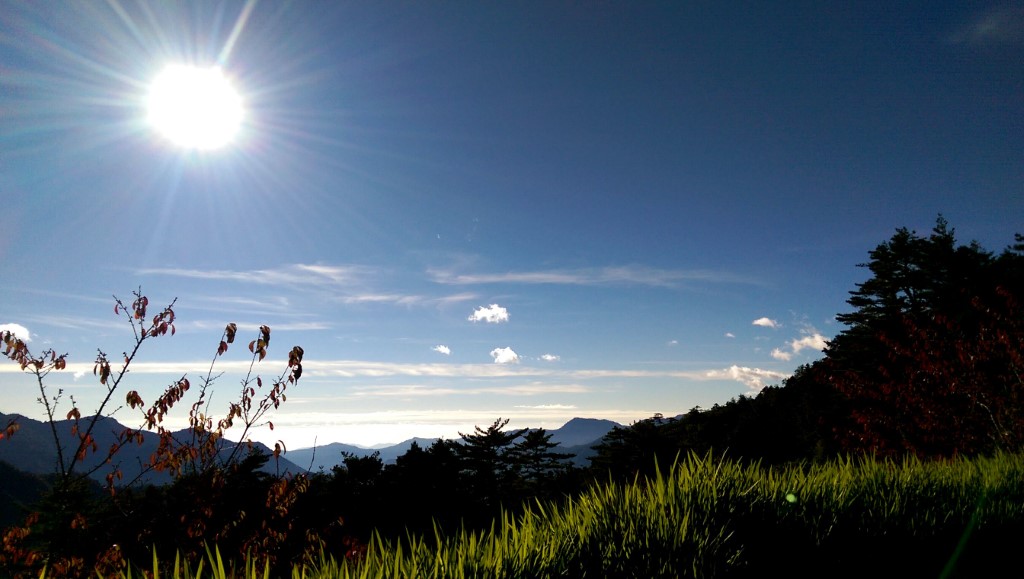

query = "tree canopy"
[{"left": 822, "top": 218, "right": 1024, "bottom": 457}]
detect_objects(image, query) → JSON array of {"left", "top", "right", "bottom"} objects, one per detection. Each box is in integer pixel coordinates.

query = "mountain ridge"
[
  {"left": 1, "top": 411, "right": 621, "bottom": 476},
  {"left": 0, "top": 411, "right": 303, "bottom": 485},
  {"left": 286, "top": 417, "right": 622, "bottom": 471}
]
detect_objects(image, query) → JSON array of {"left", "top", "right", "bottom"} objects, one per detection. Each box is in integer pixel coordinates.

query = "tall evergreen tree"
[
  {"left": 822, "top": 218, "right": 1024, "bottom": 457},
  {"left": 457, "top": 418, "right": 525, "bottom": 507},
  {"left": 506, "top": 429, "right": 575, "bottom": 497}
]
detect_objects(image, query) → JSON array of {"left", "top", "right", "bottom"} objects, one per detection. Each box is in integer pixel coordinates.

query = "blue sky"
[{"left": 2, "top": 1, "right": 1022, "bottom": 447}]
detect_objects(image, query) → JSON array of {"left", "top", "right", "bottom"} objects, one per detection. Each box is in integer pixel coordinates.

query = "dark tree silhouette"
[
  {"left": 457, "top": 418, "right": 526, "bottom": 509},
  {"left": 589, "top": 414, "right": 682, "bottom": 481},
  {"left": 822, "top": 219, "right": 1024, "bottom": 457}
]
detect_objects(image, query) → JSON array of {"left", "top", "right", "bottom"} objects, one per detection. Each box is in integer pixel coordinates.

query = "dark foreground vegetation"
[{"left": 2, "top": 217, "right": 1023, "bottom": 577}]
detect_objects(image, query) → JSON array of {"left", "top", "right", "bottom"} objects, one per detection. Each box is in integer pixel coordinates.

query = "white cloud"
[
  {"left": 791, "top": 333, "right": 828, "bottom": 355},
  {"left": 771, "top": 330, "right": 829, "bottom": 361},
  {"left": 667, "top": 340, "right": 678, "bottom": 346},
  {"left": 752, "top": 317, "right": 779, "bottom": 329},
  {"left": 540, "top": 354, "right": 560, "bottom": 362},
  {"left": 514, "top": 404, "right": 577, "bottom": 410},
  {"left": 432, "top": 345, "right": 451, "bottom": 355},
  {"left": 490, "top": 347, "right": 519, "bottom": 364},
  {"left": 0, "top": 323, "right": 31, "bottom": 342},
  {"left": 724, "top": 332, "right": 736, "bottom": 338},
  {"left": 469, "top": 304, "right": 510, "bottom": 323},
  {"left": 705, "top": 365, "right": 789, "bottom": 390}
]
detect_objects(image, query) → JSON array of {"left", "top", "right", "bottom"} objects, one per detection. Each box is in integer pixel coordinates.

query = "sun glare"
[{"left": 147, "top": 64, "right": 243, "bottom": 150}]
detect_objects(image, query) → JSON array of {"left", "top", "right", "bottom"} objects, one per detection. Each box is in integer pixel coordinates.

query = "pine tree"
[{"left": 823, "top": 217, "right": 1024, "bottom": 457}]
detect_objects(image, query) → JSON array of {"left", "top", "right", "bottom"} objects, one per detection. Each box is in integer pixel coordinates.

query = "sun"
[{"left": 147, "top": 64, "right": 243, "bottom": 150}]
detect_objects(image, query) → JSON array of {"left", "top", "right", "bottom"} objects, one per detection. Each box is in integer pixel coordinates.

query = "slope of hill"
[
  {"left": 0, "top": 459, "right": 48, "bottom": 527},
  {"left": 548, "top": 417, "right": 620, "bottom": 447},
  {"left": 285, "top": 441, "right": 381, "bottom": 472},
  {"left": 0, "top": 412, "right": 302, "bottom": 485}
]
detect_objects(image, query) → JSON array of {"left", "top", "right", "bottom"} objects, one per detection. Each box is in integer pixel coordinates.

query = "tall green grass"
[
  {"left": 44, "top": 452, "right": 1024, "bottom": 578},
  {"left": 329, "top": 452, "right": 1024, "bottom": 578}
]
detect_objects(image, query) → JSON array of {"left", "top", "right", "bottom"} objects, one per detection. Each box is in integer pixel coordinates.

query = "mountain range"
[
  {"left": 0, "top": 411, "right": 303, "bottom": 485},
  {"left": 287, "top": 417, "right": 621, "bottom": 471},
  {"left": 0, "top": 412, "right": 620, "bottom": 482}
]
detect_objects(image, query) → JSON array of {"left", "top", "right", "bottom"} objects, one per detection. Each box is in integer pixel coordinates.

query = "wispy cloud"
[
  {"left": 189, "top": 320, "right": 331, "bottom": 333},
  {"left": 138, "top": 265, "right": 475, "bottom": 309},
  {"left": 432, "top": 345, "right": 451, "bottom": 355},
  {"left": 186, "top": 295, "right": 294, "bottom": 315},
  {"left": 486, "top": 382, "right": 586, "bottom": 395},
  {"left": 514, "top": 404, "right": 577, "bottom": 410},
  {"left": 138, "top": 264, "right": 377, "bottom": 287},
  {"left": 752, "top": 317, "right": 779, "bottom": 329},
  {"left": 348, "top": 383, "right": 588, "bottom": 398},
  {"left": 11, "top": 315, "right": 128, "bottom": 335},
  {"left": 951, "top": 3, "right": 1024, "bottom": 45},
  {"left": 705, "top": 365, "right": 789, "bottom": 390},
  {"left": 339, "top": 294, "right": 422, "bottom": 305},
  {"left": 307, "top": 360, "right": 541, "bottom": 378},
  {"left": 0, "top": 323, "right": 31, "bottom": 342},
  {"left": 0, "top": 356, "right": 794, "bottom": 387},
  {"left": 540, "top": 354, "right": 560, "bottom": 362},
  {"left": 490, "top": 346, "right": 519, "bottom": 364},
  {"left": 724, "top": 332, "right": 736, "bottom": 338},
  {"left": 430, "top": 265, "right": 758, "bottom": 288},
  {"left": 341, "top": 292, "right": 478, "bottom": 307},
  {"left": 469, "top": 304, "right": 510, "bottom": 323}
]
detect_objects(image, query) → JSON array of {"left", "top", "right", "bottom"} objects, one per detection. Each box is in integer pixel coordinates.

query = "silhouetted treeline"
[
  {"left": 292, "top": 419, "right": 584, "bottom": 542},
  {"left": 589, "top": 364, "right": 847, "bottom": 482}
]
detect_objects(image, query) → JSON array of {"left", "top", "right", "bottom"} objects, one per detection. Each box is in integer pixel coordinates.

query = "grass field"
[{"left": 42, "top": 451, "right": 1024, "bottom": 578}]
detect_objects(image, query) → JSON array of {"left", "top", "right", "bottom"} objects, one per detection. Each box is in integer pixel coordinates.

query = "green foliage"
[
  {"left": 325, "top": 452, "right": 1024, "bottom": 578},
  {"left": 74, "top": 452, "right": 1022, "bottom": 578}
]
